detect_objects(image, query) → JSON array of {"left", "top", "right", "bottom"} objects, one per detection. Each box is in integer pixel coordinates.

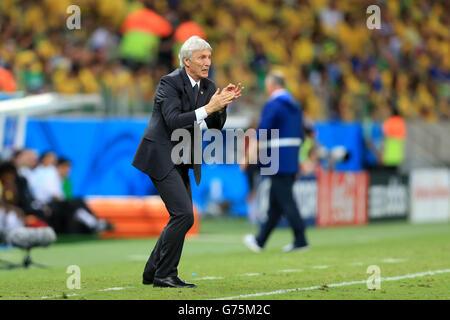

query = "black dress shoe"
[{"left": 153, "top": 276, "right": 197, "bottom": 288}]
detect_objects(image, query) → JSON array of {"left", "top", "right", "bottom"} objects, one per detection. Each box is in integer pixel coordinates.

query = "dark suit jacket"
[{"left": 132, "top": 68, "right": 227, "bottom": 183}]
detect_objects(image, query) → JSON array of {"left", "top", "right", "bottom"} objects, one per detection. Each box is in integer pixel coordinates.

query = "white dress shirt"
[
  {"left": 186, "top": 73, "right": 208, "bottom": 125},
  {"left": 29, "top": 165, "right": 64, "bottom": 204}
]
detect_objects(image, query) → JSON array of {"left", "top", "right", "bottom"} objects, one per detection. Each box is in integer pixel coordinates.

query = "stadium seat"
[{"left": 87, "top": 196, "right": 200, "bottom": 239}]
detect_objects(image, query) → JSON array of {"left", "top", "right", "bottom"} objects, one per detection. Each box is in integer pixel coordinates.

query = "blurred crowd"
[
  {"left": 0, "top": 0, "right": 449, "bottom": 121},
  {"left": 0, "top": 149, "right": 113, "bottom": 236}
]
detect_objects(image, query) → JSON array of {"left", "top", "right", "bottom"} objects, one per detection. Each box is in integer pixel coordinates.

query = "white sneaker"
[
  {"left": 282, "top": 244, "right": 309, "bottom": 253},
  {"left": 243, "top": 234, "right": 262, "bottom": 253}
]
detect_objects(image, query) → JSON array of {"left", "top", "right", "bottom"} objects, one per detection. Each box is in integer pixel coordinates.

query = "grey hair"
[
  {"left": 266, "top": 71, "right": 286, "bottom": 88},
  {"left": 178, "top": 36, "right": 212, "bottom": 68}
]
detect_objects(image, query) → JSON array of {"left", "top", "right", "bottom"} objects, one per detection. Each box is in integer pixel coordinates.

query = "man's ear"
[{"left": 183, "top": 57, "right": 190, "bottom": 68}]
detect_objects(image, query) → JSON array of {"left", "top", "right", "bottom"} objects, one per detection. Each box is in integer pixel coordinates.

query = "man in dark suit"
[{"left": 132, "top": 36, "right": 243, "bottom": 288}]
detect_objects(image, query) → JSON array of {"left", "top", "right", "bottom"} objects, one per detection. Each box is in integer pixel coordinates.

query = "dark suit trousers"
[
  {"left": 143, "top": 165, "right": 194, "bottom": 279},
  {"left": 256, "top": 174, "right": 308, "bottom": 248}
]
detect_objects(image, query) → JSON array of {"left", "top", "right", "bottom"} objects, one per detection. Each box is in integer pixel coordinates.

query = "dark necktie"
[
  {"left": 193, "top": 83, "right": 199, "bottom": 105},
  {"left": 193, "top": 135, "right": 201, "bottom": 186},
  {"left": 192, "top": 83, "right": 201, "bottom": 185}
]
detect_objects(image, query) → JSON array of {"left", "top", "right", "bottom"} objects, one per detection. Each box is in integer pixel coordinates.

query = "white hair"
[{"left": 178, "top": 36, "right": 212, "bottom": 68}]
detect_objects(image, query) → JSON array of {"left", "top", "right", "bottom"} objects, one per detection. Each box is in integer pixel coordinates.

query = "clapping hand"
[
  {"left": 206, "top": 88, "right": 236, "bottom": 114},
  {"left": 223, "top": 83, "right": 244, "bottom": 100},
  {"left": 205, "top": 83, "right": 245, "bottom": 115}
]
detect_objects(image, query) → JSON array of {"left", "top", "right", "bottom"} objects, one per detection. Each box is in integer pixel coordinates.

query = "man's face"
[
  {"left": 42, "top": 153, "right": 57, "bottom": 166},
  {"left": 265, "top": 78, "right": 275, "bottom": 96},
  {"left": 0, "top": 172, "right": 15, "bottom": 187},
  {"left": 23, "top": 150, "right": 38, "bottom": 169},
  {"left": 57, "top": 163, "right": 71, "bottom": 178},
  {"left": 185, "top": 49, "right": 211, "bottom": 81}
]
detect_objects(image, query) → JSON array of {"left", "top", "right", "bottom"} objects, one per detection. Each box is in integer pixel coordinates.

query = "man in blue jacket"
[{"left": 244, "top": 71, "right": 309, "bottom": 253}]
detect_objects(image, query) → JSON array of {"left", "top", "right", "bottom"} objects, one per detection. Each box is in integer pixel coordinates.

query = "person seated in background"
[
  {"left": 0, "top": 162, "right": 57, "bottom": 262},
  {"left": 12, "top": 149, "right": 53, "bottom": 224},
  {"left": 12, "top": 149, "right": 38, "bottom": 186},
  {"left": 56, "top": 158, "right": 73, "bottom": 199},
  {"left": 0, "top": 161, "right": 51, "bottom": 228},
  {"left": 29, "top": 151, "right": 113, "bottom": 234},
  {"left": 29, "top": 151, "right": 61, "bottom": 204},
  {"left": 55, "top": 156, "right": 114, "bottom": 233},
  {"left": 0, "top": 162, "right": 28, "bottom": 243},
  {"left": 0, "top": 204, "right": 26, "bottom": 245}
]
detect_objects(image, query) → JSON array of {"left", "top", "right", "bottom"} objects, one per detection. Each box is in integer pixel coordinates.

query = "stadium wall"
[{"left": 21, "top": 117, "right": 450, "bottom": 223}]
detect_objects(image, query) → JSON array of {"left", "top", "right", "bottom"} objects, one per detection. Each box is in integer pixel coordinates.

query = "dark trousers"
[
  {"left": 256, "top": 174, "right": 307, "bottom": 248},
  {"left": 49, "top": 198, "right": 98, "bottom": 234},
  {"left": 144, "top": 165, "right": 194, "bottom": 279}
]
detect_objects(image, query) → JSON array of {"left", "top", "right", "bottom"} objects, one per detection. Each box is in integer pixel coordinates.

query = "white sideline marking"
[
  {"left": 279, "top": 269, "right": 303, "bottom": 273},
  {"left": 99, "top": 287, "right": 132, "bottom": 292},
  {"left": 41, "top": 293, "right": 79, "bottom": 299},
  {"left": 312, "top": 265, "right": 329, "bottom": 269},
  {"left": 381, "top": 258, "right": 408, "bottom": 264},
  {"left": 196, "top": 276, "right": 225, "bottom": 280},
  {"left": 349, "top": 262, "right": 364, "bottom": 266},
  {"left": 213, "top": 268, "right": 450, "bottom": 300},
  {"left": 241, "top": 273, "right": 261, "bottom": 277},
  {"left": 41, "top": 287, "right": 135, "bottom": 299}
]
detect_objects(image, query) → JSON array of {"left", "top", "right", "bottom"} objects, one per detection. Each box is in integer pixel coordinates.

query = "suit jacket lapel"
[
  {"left": 196, "top": 79, "right": 209, "bottom": 109},
  {"left": 180, "top": 68, "right": 196, "bottom": 109}
]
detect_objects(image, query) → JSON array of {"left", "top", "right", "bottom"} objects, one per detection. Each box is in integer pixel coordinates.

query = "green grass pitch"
[{"left": 0, "top": 218, "right": 449, "bottom": 300}]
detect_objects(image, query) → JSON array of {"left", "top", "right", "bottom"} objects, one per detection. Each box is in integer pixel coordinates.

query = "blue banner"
[
  {"left": 315, "top": 121, "right": 365, "bottom": 171},
  {"left": 25, "top": 117, "right": 157, "bottom": 197}
]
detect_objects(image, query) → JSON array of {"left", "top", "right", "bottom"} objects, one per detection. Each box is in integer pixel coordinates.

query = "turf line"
[
  {"left": 278, "top": 269, "right": 303, "bottom": 273},
  {"left": 196, "top": 276, "right": 225, "bottom": 280},
  {"left": 381, "top": 258, "right": 409, "bottom": 263},
  {"left": 99, "top": 287, "right": 133, "bottom": 292},
  {"left": 212, "top": 268, "right": 450, "bottom": 300},
  {"left": 41, "top": 293, "right": 80, "bottom": 299}
]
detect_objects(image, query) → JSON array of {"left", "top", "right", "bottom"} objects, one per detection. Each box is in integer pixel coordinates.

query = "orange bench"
[{"left": 86, "top": 196, "right": 200, "bottom": 239}]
